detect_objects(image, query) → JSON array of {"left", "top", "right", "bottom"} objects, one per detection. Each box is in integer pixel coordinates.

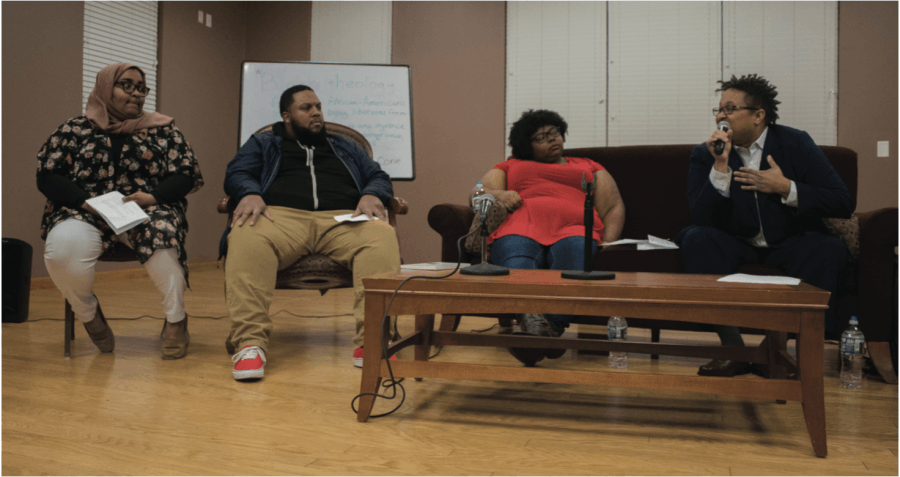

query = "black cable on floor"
[{"left": 350, "top": 230, "right": 476, "bottom": 418}]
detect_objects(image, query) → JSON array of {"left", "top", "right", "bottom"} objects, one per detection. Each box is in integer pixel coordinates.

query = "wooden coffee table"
[{"left": 357, "top": 269, "right": 830, "bottom": 457}]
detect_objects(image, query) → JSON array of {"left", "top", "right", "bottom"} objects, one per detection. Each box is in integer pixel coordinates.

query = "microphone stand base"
[
  {"left": 561, "top": 270, "right": 616, "bottom": 280},
  {"left": 460, "top": 263, "right": 510, "bottom": 276}
]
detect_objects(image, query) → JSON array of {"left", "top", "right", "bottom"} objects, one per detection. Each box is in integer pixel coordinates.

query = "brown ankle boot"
[
  {"left": 83, "top": 300, "right": 115, "bottom": 353},
  {"left": 161, "top": 317, "right": 189, "bottom": 360}
]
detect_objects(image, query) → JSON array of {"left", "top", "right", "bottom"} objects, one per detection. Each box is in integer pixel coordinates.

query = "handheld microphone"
[{"left": 714, "top": 121, "right": 730, "bottom": 155}]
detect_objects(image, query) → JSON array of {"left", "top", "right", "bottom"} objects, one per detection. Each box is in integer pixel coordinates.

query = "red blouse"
[{"left": 488, "top": 157, "right": 606, "bottom": 247}]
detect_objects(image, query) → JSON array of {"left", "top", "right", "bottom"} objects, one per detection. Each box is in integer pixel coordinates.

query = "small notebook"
[{"left": 85, "top": 191, "right": 149, "bottom": 235}]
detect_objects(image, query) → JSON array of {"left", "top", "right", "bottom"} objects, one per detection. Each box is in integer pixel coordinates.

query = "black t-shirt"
[{"left": 263, "top": 123, "right": 361, "bottom": 211}]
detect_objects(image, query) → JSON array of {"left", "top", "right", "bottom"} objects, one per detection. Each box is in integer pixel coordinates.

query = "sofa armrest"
[
  {"left": 856, "top": 207, "right": 898, "bottom": 339},
  {"left": 428, "top": 203, "right": 476, "bottom": 263}
]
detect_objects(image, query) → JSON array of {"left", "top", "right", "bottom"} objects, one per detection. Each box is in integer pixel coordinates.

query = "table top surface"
[{"left": 364, "top": 269, "right": 830, "bottom": 309}]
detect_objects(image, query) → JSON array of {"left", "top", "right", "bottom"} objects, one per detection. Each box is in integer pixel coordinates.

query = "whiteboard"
[{"left": 239, "top": 61, "right": 415, "bottom": 180}]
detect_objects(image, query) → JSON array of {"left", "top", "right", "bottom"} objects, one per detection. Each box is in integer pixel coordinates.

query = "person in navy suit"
[{"left": 676, "top": 74, "right": 854, "bottom": 377}]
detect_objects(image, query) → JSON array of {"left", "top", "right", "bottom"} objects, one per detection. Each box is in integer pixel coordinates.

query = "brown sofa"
[{"left": 427, "top": 144, "right": 898, "bottom": 383}]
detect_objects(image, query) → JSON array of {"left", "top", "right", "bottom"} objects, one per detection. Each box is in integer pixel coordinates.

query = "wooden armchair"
[{"left": 218, "top": 121, "right": 408, "bottom": 292}]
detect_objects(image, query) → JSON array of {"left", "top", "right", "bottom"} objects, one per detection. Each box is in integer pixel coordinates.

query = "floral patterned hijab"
[{"left": 85, "top": 62, "right": 173, "bottom": 134}]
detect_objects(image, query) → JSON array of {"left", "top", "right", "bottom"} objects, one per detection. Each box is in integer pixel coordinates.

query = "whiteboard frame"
[{"left": 238, "top": 61, "right": 416, "bottom": 181}]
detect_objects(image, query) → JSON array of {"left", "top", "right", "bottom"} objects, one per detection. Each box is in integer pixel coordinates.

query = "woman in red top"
[{"left": 479, "top": 110, "right": 625, "bottom": 360}]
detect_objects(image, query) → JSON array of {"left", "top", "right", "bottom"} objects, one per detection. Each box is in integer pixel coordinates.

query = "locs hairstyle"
[
  {"left": 279, "top": 85, "right": 314, "bottom": 115},
  {"left": 508, "top": 109, "right": 568, "bottom": 161},
  {"left": 717, "top": 74, "right": 780, "bottom": 125}
]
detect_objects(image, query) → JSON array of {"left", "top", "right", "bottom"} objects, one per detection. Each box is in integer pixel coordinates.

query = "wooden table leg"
[
  {"left": 798, "top": 310, "right": 827, "bottom": 457},
  {"left": 357, "top": 294, "right": 387, "bottom": 422},
  {"left": 415, "top": 314, "right": 435, "bottom": 381}
]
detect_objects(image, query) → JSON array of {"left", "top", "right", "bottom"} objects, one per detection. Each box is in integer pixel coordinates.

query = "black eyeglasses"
[
  {"left": 115, "top": 80, "right": 150, "bottom": 96},
  {"left": 712, "top": 105, "right": 758, "bottom": 116},
  {"left": 531, "top": 127, "right": 562, "bottom": 144}
]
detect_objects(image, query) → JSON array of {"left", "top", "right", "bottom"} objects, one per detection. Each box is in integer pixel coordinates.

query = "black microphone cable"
[{"left": 350, "top": 229, "right": 477, "bottom": 418}]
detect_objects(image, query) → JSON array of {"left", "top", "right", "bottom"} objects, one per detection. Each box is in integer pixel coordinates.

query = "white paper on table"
[
  {"left": 638, "top": 235, "right": 680, "bottom": 251},
  {"left": 334, "top": 213, "right": 380, "bottom": 223},
  {"left": 85, "top": 191, "right": 149, "bottom": 235},
  {"left": 600, "top": 238, "right": 644, "bottom": 246},
  {"left": 717, "top": 274, "right": 802, "bottom": 285},
  {"left": 401, "top": 262, "right": 471, "bottom": 271}
]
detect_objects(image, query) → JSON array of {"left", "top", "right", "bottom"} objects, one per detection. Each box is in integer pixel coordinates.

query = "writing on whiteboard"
[{"left": 241, "top": 63, "right": 415, "bottom": 180}]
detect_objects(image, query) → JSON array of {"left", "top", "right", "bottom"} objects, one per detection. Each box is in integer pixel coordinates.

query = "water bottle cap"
[{"left": 850, "top": 315, "right": 858, "bottom": 325}]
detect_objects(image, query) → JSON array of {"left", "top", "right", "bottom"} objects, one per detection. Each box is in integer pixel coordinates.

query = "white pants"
[{"left": 44, "top": 219, "right": 186, "bottom": 323}]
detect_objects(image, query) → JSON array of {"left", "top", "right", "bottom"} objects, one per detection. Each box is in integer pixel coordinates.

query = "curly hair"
[
  {"left": 508, "top": 109, "right": 568, "bottom": 161},
  {"left": 279, "top": 85, "right": 314, "bottom": 115},
  {"left": 717, "top": 74, "right": 780, "bottom": 125}
]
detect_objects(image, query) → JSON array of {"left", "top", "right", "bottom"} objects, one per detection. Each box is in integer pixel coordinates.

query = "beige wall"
[
  {"left": 3, "top": 1, "right": 896, "bottom": 278},
  {"left": 391, "top": 2, "right": 507, "bottom": 263},
  {"left": 837, "top": 1, "right": 899, "bottom": 213},
  {"left": 245, "top": 2, "right": 312, "bottom": 62}
]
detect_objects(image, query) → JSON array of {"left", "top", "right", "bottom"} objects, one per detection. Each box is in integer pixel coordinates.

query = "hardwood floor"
[{"left": 4, "top": 263, "right": 897, "bottom": 475}]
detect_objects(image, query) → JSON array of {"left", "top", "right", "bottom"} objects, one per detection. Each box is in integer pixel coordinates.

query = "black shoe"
[
  {"left": 508, "top": 333, "right": 546, "bottom": 367},
  {"left": 697, "top": 359, "right": 752, "bottom": 377}
]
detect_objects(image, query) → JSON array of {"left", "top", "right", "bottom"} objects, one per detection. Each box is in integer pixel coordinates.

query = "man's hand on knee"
[
  {"left": 232, "top": 195, "right": 274, "bottom": 227},
  {"left": 352, "top": 194, "right": 387, "bottom": 221}
]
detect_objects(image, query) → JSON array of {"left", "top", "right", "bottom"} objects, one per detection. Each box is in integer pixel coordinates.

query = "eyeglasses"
[
  {"left": 531, "top": 127, "right": 562, "bottom": 144},
  {"left": 712, "top": 105, "right": 758, "bottom": 116},
  {"left": 115, "top": 80, "right": 150, "bottom": 96}
]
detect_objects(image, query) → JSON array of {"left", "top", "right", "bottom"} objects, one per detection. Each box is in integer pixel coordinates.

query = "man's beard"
[{"left": 291, "top": 118, "right": 329, "bottom": 147}]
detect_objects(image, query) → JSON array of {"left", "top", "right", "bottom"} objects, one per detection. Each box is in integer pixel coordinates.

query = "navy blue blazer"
[{"left": 685, "top": 124, "right": 854, "bottom": 247}]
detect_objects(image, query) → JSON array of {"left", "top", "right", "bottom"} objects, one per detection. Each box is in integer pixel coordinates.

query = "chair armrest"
[
  {"left": 218, "top": 196, "right": 230, "bottom": 214},
  {"left": 428, "top": 203, "right": 476, "bottom": 263},
  {"left": 389, "top": 197, "right": 409, "bottom": 215},
  {"left": 855, "top": 207, "right": 898, "bottom": 339}
]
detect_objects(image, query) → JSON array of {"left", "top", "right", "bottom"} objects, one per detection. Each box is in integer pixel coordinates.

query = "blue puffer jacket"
[{"left": 219, "top": 131, "right": 393, "bottom": 258}]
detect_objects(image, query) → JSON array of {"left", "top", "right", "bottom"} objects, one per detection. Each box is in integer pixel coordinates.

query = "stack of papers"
[
  {"left": 602, "top": 235, "right": 679, "bottom": 251},
  {"left": 85, "top": 191, "right": 149, "bottom": 235}
]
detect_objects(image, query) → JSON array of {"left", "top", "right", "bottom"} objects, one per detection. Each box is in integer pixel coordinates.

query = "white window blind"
[
  {"left": 506, "top": 1, "right": 607, "bottom": 155},
  {"left": 506, "top": 1, "right": 838, "bottom": 149},
  {"left": 311, "top": 2, "right": 392, "bottom": 64},
  {"left": 83, "top": 1, "right": 159, "bottom": 113},
  {"left": 607, "top": 2, "right": 721, "bottom": 146},
  {"left": 723, "top": 2, "right": 838, "bottom": 146}
]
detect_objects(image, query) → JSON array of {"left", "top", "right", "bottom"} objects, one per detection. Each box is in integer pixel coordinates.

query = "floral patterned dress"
[{"left": 37, "top": 116, "right": 204, "bottom": 282}]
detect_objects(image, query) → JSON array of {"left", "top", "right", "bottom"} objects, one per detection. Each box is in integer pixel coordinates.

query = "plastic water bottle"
[
  {"left": 470, "top": 180, "right": 488, "bottom": 209},
  {"left": 608, "top": 316, "right": 628, "bottom": 369},
  {"left": 840, "top": 316, "right": 866, "bottom": 389}
]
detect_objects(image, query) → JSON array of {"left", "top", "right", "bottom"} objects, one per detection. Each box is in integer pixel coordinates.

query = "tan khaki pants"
[{"left": 225, "top": 206, "right": 400, "bottom": 352}]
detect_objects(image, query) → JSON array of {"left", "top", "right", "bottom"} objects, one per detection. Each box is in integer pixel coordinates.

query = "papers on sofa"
[
  {"left": 602, "top": 235, "right": 679, "bottom": 251},
  {"left": 401, "top": 262, "right": 471, "bottom": 271},
  {"left": 334, "top": 213, "right": 380, "bottom": 222},
  {"left": 84, "top": 191, "right": 149, "bottom": 235},
  {"left": 717, "top": 274, "right": 802, "bottom": 286}
]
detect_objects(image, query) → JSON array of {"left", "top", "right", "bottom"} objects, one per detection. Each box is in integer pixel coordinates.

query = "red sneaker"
[
  {"left": 353, "top": 347, "right": 397, "bottom": 368},
  {"left": 232, "top": 345, "right": 266, "bottom": 380}
]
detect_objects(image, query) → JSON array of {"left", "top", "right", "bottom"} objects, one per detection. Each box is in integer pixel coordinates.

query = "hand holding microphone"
[
  {"left": 713, "top": 120, "right": 730, "bottom": 155},
  {"left": 713, "top": 121, "right": 731, "bottom": 155}
]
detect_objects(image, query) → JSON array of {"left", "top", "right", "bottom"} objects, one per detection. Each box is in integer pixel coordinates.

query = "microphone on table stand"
[
  {"left": 461, "top": 184, "right": 509, "bottom": 276},
  {"left": 561, "top": 172, "right": 615, "bottom": 280}
]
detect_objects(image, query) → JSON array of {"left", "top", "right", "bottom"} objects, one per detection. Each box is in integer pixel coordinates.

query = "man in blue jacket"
[
  {"left": 221, "top": 85, "right": 400, "bottom": 381},
  {"left": 677, "top": 74, "right": 854, "bottom": 377}
]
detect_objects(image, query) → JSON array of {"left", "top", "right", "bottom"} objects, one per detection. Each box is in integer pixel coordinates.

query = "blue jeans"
[{"left": 490, "top": 235, "right": 599, "bottom": 334}]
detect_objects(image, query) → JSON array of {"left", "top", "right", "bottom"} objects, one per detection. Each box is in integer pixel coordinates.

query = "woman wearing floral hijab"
[{"left": 36, "top": 62, "right": 203, "bottom": 359}]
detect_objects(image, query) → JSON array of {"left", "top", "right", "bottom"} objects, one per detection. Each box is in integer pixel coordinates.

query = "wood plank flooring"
[{"left": 3, "top": 263, "right": 897, "bottom": 475}]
